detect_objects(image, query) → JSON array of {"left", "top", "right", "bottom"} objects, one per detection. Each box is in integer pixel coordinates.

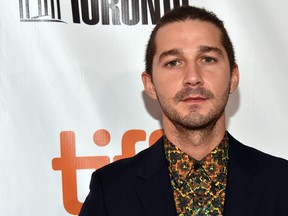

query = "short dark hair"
[{"left": 145, "top": 6, "right": 236, "bottom": 76}]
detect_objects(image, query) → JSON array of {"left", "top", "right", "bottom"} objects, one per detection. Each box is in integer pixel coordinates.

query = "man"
[{"left": 79, "top": 6, "right": 288, "bottom": 216}]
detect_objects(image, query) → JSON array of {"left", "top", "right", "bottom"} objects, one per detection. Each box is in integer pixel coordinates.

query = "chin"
[{"left": 176, "top": 111, "right": 224, "bottom": 130}]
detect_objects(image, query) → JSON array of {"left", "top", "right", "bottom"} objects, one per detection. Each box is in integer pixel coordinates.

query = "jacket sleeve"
[{"left": 79, "top": 172, "right": 107, "bottom": 216}]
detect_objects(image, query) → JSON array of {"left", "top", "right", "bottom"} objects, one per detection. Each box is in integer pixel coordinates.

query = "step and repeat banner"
[{"left": 1, "top": 0, "right": 288, "bottom": 215}]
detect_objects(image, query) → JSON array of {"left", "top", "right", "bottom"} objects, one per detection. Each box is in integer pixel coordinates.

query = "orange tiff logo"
[{"left": 52, "top": 129, "right": 163, "bottom": 215}]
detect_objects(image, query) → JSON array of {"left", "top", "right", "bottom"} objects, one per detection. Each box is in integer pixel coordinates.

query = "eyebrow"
[
  {"left": 198, "top": 45, "right": 223, "bottom": 56},
  {"left": 158, "top": 45, "right": 224, "bottom": 63},
  {"left": 158, "top": 48, "right": 184, "bottom": 63}
]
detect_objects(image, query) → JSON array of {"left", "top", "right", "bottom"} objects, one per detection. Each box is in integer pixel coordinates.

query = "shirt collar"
[{"left": 164, "top": 133, "right": 229, "bottom": 187}]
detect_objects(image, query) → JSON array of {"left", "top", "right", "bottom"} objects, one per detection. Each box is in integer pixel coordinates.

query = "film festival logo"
[
  {"left": 52, "top": 129, "right": 163, "bottom": 215},
  {"left": 19, "top": 0, "right": 189, "bottom": 25},
  {"left": 19, "top": 0, "right": 65, "bottom": 23}
]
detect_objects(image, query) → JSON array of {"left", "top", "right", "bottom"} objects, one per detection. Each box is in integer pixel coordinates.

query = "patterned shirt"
[{"left": 164, "top": 133, "right": 229, "bottom": 216}]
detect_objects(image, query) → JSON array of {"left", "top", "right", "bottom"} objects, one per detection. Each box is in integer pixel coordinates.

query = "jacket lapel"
[
  {"left": 134, "top": 134, "right": 265, "bottom": 216},
  {"left": 135, "top": 138, "right": 177, "bottom": 216},
  {"left": 224, "top": 134, "right": 264, "bottom": 216}
]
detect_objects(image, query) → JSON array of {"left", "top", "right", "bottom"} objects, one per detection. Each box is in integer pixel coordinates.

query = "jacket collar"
[
  {"left": 224, "top": 133, "right": 264, "bottom": 216},
  {"left": 135, "top": 137, "right": 177, "bottom": 216},
  {"left": 134, "top": 134, "right": 264, "bottom": 216}
]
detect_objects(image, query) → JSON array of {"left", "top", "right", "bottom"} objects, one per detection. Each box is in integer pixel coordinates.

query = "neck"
[{"left": 163, "top": 114, "right": 226, "bottom": 161}]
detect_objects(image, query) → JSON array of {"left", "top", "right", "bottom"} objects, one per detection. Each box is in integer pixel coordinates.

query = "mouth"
[
  {"left": 182, "top": 96, "right": 207, "bottom": 103},
  {"left": 175, "top": 88, "right": 213, "bottom": 104}
]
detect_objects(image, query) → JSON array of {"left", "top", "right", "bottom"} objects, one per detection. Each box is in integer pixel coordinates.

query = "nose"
[{"left": 182, "top": 62, "right": 204, "bottom": 87}]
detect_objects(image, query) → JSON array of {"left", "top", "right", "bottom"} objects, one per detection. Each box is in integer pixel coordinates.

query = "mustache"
[{"left": 174, "top": 88, "right": 214, "bottom": 101}]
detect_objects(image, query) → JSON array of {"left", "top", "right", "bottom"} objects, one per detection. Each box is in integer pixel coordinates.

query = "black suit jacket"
[{"left": 79, "top": 133, "right": 288, "bottom": 216}]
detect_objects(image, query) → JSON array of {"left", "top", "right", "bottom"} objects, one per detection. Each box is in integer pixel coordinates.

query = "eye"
[
  {"left": 201, "top": 56, "right": 217, "bottom": 63},
  {"left": 165, "top": 60, "right": 181, "bottom": 67}
]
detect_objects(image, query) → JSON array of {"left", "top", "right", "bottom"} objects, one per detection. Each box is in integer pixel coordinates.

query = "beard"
[{"left": 156, "top": 86, "right": 230, "bottom": 131}]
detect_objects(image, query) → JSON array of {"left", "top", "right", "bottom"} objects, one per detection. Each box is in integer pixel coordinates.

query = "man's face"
[{"left": 142, "top": 20, "right": 239, "bottom": 130}]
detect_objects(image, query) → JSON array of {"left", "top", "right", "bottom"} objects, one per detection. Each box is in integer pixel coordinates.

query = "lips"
[{"left": 182, "top": 96, "right": 207, "bottom": 103}]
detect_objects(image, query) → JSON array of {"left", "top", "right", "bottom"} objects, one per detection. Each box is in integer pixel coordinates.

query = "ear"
[
  {"left": 141, "top": 71, "right": 158, "bottom": 100},
  {"left": 229, "top": 64, "right": 239, "bottom": 94}
]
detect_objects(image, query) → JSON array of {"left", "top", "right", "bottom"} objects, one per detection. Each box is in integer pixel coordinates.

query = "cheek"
[
  {"left": 153, "top": 75, "right": 170, "bottom": 93},
  {"left": 209, "top": 76, "right": 231, "bottom": 96},
  {"left": 154, "top": 81, "right": 176, "bottom": 101},
  {"left": 154, "top": 82, "right": 167, "bottom": 97},
  {"left": 219, "top": 79, "right": 232, "bottom": 97}
]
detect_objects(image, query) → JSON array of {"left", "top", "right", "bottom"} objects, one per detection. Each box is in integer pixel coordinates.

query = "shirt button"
[
  {"left": 194, "top": 162, "right": 201, "bottom": 170},
  {"left": 198, "top": 196, "right": 204, "bottom": 203}
]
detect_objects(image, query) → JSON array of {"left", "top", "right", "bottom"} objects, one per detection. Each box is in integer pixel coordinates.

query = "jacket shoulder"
[
  {"left": 93, "top": 137, "right": 165, "bottom": 180},
  {"left": 228, "top": 133, "right": 288, "bottom": 173}
]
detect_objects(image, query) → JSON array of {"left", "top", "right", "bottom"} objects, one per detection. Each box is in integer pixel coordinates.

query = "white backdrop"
[{"left": 1, "top": 0, "right": 288, "bottom": 215}]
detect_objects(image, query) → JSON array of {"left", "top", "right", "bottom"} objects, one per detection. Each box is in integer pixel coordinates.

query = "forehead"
[{"left": 154, "top": 20, "right": 224, "bottom": 54}]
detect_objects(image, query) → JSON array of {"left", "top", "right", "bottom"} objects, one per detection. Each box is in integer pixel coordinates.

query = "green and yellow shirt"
[{"left": 164, "top": 134, "right": 229, "bottom": 216}]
